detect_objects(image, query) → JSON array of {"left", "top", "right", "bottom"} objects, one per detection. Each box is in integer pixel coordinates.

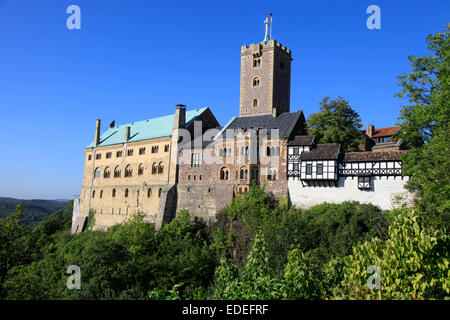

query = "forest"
[{"left": 0, "top": 26, "right": 448, "bottom": 300}]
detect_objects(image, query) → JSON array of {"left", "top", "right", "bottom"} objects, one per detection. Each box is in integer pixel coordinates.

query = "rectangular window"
[
  {"left": 116, "top": 150, "right": 122, "bottom": 157},
  {"left": 88, "top": 154, "right": 92, "bottom": 161},
  {"left": 293, "top": 163, "right": 299, "bottom": 171},
  {"left": 358, "top": 176, "right": 372, "bottom": 189},
  {"left": 96, "top": 153, "right": 101, "bottom": 160},
  {"left": 106, "top": 152, "right": 112, "bottom": 159},
  {"left": 317, "top": 164, "right": 323, "bottom": 175},
  {"left": 191, "top": 153, "right": 201, "bottom": 167},
  {"left": 127, "top": 149, "right": 133, "bottom": 156},
  {"left": 139, "top": 147, "right": 146, "bottom": 155},
  {"left": 306, "top": 164, "right": 312, "bottom": 175},
  {"left": 383, "top": 136, "right": 392, "bottom": 143},
  {"left": 164, "top": 144, "right": 169, "bottom": 152},
  {"left": 293, "top": 147, "right": 299, "bottom": 155}
]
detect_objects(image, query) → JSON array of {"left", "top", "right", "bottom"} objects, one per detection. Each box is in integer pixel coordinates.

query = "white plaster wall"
[{"left": 288, "top": 176, "right": 413, "bottom": 210}]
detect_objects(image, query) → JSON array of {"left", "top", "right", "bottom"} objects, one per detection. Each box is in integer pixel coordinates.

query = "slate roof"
[
  {"left": 215, "top": 111, "right": 303, "bottom": 139},
  {"left": 343, "top": 150, "right": 408, "bottom": 162},
  {"left": 300, "top": 144, "right": 340, "bottom": 160},
  {"left": 86, "top": 108, "right": 208, "bottom": 148},
  {"left": 287, "top": 135, "right": 315, "bottom": 146}
]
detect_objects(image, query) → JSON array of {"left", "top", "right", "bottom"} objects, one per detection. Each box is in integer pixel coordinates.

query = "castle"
[{"left": 72, "top": 20, "right": 412, "bottom": 233}]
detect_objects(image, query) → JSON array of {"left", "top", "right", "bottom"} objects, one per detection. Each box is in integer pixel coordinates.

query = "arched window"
[
  {"left": 104, "top": 167, "right": 111, "bottom": 178},
  {"left": 100, "top": 190, "right": 103, "bottom": 198},
  {"left": 158, "top": 188, "right": 162, "bottom": 198},
  {"left": 112, "top": 189, "right": 116, "bottom": 197},
  {"left": 253, "top": 99, "right": 258, "bottom": 107},
  {"left": 253, "top": 77, "right": 260, "bottom": 87},
  {"left": 152, "top": 162, "right": 157, "bottom": 175},
  {"left": 253, "top": 58, "right": 261, "bottom": 67},
  {"left": 158, "top": 162, "right": 164, "bottom": 174},
  {"left": 138, "top": 163, "right": 144, "bottom": 176},
  {"left": 114, "top": 166, "right": 121, "bottom": 178},
  {"left": 125, "top": 188, "right": 129, "bottom": 197},
  {"left": 220, "top": 167, "right": 229, "bottom": 180},
  {"left": 251, "top": 167, "right": 259, "bottom": 180},
  {"left": 94, "top": 168, "right": 100, "bottom": 179},
  {"left": 124, "top": 165, "right": 132, "bottom": 178},
  {"left": 245, "top": 146, "right": 249, "bottom": 155},
  {"left": 266, "top": 146, "right": 271, "bottom": 156},
  {"left": 147, "top": 188, "right": 152, "bottom": 198},
  {"left": 268, "top": 167, "right": 277, "bottom": 181},
  {"left": 92, "top": 190, "right": 95, "bottom": 198}
]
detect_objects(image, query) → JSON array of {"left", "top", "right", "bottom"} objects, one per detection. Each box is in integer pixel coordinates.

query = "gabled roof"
[
  {"left": 86, "top": 108, "right": 208, "bottom": 148},
  {"left": 215, "top": 111, "right": 303, "bottom": 139},
  {"left": 361, "top": 126, "right": 400, "bottom": 138},
  {"left": 287, "top": 135, "right": 315, "bottom": 146},
  {"left": 300, "top": 144, "right": 340, "bottom": 160},
  {"left": 343, "top": 150, "right": 408, "bottom": 162}
]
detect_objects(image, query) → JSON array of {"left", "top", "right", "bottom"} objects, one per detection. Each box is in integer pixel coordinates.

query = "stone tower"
[{"left": 239, "top": 38, "right": 292, "bottom": 117}]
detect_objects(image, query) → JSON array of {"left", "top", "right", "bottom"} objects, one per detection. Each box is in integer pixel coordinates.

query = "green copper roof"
[{"left": 86, "top": 108, "right": 207, "bottom": 148}]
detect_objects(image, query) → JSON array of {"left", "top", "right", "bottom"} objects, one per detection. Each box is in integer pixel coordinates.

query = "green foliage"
[
  {"left": 0, "top": 197, "right": 69, "bottom": 226},
  {"left": 335, "top": 208, "right": 450, "bottom": 299},
  {"left": 212, "top": 235, "right": 283, "bottom": 299},
  {"left": 307, "top": 97, "right": 363, "bottom": 151},
  {"left": 395, "top": 25, "right": 450, "bottom": 230}
]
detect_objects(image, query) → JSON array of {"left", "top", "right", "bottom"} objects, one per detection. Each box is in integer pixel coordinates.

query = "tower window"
[
  {"left": 88, "top": 154, "right": 92, "bottom": 161},
  {"left": 253, "top": 99, "right": 258, "bottom": 107},
  {"left": 279, "top": 61, "right": 285, "bottom": 70},
  {"left": 191, "top": 153, "right": 201, "bottom": 167},
  {"left": 253, "top": 58, "right": 261, "bottom": 67},
  {"left": 253, "top": 77, "right": 260, "bottom": 87}
]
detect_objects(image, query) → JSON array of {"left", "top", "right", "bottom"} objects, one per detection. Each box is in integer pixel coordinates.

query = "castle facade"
[{"left": 72, "top": 28, "right": 412, "bottom": 233}]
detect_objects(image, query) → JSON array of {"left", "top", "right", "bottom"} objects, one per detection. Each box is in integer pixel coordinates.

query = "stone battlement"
[{"left": 240, "top": 40, "right": 291, "bottom": 56}]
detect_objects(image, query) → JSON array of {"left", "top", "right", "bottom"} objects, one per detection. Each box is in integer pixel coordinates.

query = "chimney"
[
  {"left": 173, "top": 104, "right": 186, "bottom": 129},
  {"left": 125, "top": 126, "right": 131, "bottom": 141},
  {"left": 94, "top": 119, "right": 101, "bottom": 146},
  {"left": 366, "top": 125, "right": 374, "bottom": 138}
]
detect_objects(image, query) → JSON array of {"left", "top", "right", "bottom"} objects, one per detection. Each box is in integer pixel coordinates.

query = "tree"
[
  {"left": 307, "top": 97, "right": 363, "bottom": 151},
  {"left": 0, "top": 205, "right": 30, "bottom": 297},
  {"left": 395, "top": 25, "right": 450, "bottom": 230},
  {"left": 334, "top": 208, "right": 449, "bottom": 300}
]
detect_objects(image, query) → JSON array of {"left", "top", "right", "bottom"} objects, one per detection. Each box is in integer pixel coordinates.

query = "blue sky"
[{"left": 0, "top": 0, "right": 448, "bottom": 199}]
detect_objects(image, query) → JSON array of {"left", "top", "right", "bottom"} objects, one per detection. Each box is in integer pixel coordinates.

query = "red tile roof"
[{"left": 371, "top": 126, "right": 399, "bottom": 138}]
